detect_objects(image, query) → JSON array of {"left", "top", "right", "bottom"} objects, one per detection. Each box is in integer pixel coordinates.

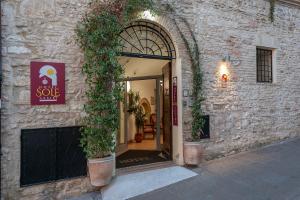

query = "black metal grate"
[
  {"left": 257, "top": 48, "right": 273, "bottom": 83},
  {"left": 200, "top": 115, "right": 210, "bottom": 139},
  {"left": 120, "top": 20, "right": 176, "bottom": 60},
  {"left": 21, "top": 127, "right": 86, "bottom": 186}
]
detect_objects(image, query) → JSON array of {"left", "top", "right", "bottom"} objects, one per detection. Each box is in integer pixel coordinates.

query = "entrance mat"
[
  {"left": 101, "top": 166, "right": 198, "bottom": 200},
  {"left": 116, "top": 150, "right": 169, "bottom": 168}
]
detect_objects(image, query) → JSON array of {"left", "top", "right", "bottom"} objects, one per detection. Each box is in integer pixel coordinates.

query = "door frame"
[
  {"left": 162, "top": 62, "right": 173, "bottom": 158},
  {"left": 119, "top": 75, "right": 164, "bottom": 152}
]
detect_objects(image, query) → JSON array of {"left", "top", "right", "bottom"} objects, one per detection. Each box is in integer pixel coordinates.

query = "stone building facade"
[{"left": 1, "top": 0, "right": 300, "bottom": 199}]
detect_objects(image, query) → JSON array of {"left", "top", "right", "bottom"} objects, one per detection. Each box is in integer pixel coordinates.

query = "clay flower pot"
[
  {"left": 88, "top": 155, "right": 114, "bottom": 187},
  {"left": 135, "top": 133, "right": 143, "bottom": 143},
  {"left": 183, "top": 142, "right": 204, "bottom": 166}
]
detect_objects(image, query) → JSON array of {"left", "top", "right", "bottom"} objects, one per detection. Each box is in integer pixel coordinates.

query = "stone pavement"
[
  {"left": 71, "top": 138, "right": 300, "bottom": 200},
  {"left": 130, "top": 138, "right": 300, "bottom": 200}
]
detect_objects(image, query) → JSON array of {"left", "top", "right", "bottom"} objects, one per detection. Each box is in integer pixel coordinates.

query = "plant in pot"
[
  {"left": 183, "top": 51, "right": 206, "bottom": 166},
  {"left": 183, "top": 77, "right": 206, "bottom": 166},
  {"left": 177, "top": 8, "right": 206, "bottom": 166},
  {"left": 127, "top": 91, "right": 146, "bottom": 143},
  {"left": 75, "top": 0, "right": 158, "bottom": 187},
  {"left": 183, "top": 119, "right": 205, "bottom": 166},
  {"left": 134, "top": 104, "right": 146, "bottom": 143},
  {"left": 75, "top": 2, "right": 125, "bottom": 187}
]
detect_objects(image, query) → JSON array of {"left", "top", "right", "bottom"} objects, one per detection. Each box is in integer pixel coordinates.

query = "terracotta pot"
[
  {"left": 183, "top": 142, "right": 204, "bottom": 166},
  {"left": 88, "top": 156, "right": 114, "bottom": 187},
  {"left": 135, "top": 133, "right": 143, "bottom": 143}
]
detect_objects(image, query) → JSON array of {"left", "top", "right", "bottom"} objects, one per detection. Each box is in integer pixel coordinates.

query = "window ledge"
[{"left": 256, "top": 82, "right": 280, "bottom": 86}]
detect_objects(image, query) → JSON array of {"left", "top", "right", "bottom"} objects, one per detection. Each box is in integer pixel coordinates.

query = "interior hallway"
[{"left": 128, "top": 135, "right": 163, "bottom": 150}]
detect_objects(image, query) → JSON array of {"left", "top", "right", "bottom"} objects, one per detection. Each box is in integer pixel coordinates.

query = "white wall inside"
[
  {"left": 119, "top": 57, "right": 169, "bottom": 77},
  {"left": 127, "top": 79, "right": 157, "bottom": 141}
]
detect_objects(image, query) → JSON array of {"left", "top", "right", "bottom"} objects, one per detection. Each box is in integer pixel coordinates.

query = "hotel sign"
[{"left": 31, "top": 61, "right": 65, "bottom": 105}]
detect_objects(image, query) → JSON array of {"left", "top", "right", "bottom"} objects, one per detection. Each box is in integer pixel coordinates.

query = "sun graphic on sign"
[
  {"left": 47, "top": 69, "right": 55, "bottom": 75},
  {"left": 39, "top": 65, "right": 58, "bottom": 86}
]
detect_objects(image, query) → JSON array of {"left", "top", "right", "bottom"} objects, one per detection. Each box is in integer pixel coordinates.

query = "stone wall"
[
  {"left": 183, "top": 0, "right": 300, "bottom": 159},
  {"left": 1, "top": 0, "right": 300, "bottom": 199},
  {"left": 1, "top": 0, "right": 94, "bottom": 199},
  {"left": 164, "top": 0, "right": 300, "bottom": 159}
]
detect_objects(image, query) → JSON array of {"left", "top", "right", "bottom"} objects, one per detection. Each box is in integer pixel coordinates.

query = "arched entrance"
[{"left": 116, "top": 20, "right": 177, "bottom": 168}]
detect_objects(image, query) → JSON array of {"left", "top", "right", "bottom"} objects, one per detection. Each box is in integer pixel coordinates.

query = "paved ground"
[{"left": 130, "top": 138, "right": 300, "bottom": 200}]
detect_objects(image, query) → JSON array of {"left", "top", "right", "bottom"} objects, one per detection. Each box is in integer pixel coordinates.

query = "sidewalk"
[
  {"left": 71, "top": 138, "right": 300, "bottom": 200},
  {"left": 130, "top": 138, "right": 300, "bottom": 200}
]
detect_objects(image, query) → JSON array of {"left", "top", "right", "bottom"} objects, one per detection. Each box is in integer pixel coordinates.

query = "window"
[{"left": 257, "top": 48, "right": 273, "bottom": 83}]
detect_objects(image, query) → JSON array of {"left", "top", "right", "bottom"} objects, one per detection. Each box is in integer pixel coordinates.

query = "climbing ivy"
[
  {"left": 164, "top": 4, "right": 205, "bottom": 141},
  {"left": 75, "top": 0, "right": 156, "bottom": 159},
  {"left": 270, "top": 0, "right": 276, "bottom": 22}
]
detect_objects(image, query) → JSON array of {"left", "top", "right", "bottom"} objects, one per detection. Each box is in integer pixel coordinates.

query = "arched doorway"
[{"left": 116, "top": 20, "right": 176, "bottom": 168}]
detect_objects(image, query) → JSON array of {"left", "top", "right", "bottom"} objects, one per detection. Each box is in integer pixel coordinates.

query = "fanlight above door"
[{"left": 120, "top": 20, "right": 176, "bottom": 60}]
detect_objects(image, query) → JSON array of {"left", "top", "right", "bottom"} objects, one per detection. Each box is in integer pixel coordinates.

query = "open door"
[
  {"left": 162, "top": 63, "right": 172, "bottom": 158},
  {"left": 116, "top": 81, "right": 128, "bottom": 155}
]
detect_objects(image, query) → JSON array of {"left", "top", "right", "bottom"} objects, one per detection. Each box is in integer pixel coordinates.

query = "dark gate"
[{"left": 21, "top": 126, "right": 86, "bottom": 186}]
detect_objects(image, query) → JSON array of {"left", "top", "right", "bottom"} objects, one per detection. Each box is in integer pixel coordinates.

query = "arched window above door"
[{"left": 120, "top": 20, "right": 176, "bottom": 60}]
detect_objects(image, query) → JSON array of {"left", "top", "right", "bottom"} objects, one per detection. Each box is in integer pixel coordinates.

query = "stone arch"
[{"left": 119, "top": 16, "right": 192, "bottom": 165}]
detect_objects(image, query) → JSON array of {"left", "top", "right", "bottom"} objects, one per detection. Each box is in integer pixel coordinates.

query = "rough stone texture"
[
  {"left": 1, "top": 0, "right": 300, "bottom": 199},
  {"left": 167, "top": 0, "right": 300, "bottom": 160},
  {"left": 130, "top": 138, "right": 300, "bottom": 200}
]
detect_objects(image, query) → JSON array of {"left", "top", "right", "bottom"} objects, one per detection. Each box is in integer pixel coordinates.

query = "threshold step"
[{"left": 116, "top": 161, "right": 175, "bottom": 176}]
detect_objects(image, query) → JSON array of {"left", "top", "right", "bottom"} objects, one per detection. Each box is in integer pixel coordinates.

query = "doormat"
[
  {"left": 101, "top": 166, "right": 198, "bottom": 200},
  {"left": 116, "top": 150, "right": 169, "bottom": 168}
]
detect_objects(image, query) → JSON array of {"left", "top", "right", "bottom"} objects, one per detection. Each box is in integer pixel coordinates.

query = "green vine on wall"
[
  {"left": 75, "top": 0, "right": 156, "bottom": 159},
  {"left": 164, "top": 4, "right": 205, "bottom": 141},
  {"left": 76, "top": 0, "right": 206, "bottom": 159},
  {"left": 270, "top": 0, "right": 276, "bottom": 22}
]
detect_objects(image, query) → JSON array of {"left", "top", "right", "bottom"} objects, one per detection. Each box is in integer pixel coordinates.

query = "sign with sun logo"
[{"left": 31, "top": 61, "right": 65, "bottom": 105}]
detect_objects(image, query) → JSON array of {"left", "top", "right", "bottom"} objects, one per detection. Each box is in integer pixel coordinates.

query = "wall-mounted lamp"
[
  {"left": 223, "top": 55, "right": 231, "bottom": 63},
  {"left": 219, "top": 55, "right": 231, "bottom": 82},
  {"left": 142, "top": 10, "right": 156, "bottom": 21},
  {"left": 221, "top": 74, "right": 228, "bottom": 82}
]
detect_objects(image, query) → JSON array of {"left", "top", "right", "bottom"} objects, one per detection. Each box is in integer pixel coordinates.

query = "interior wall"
[
  {"left": 119, "top": 102, "right": 125, "bottom": 144},
  {"left": 127, "top": 79, "right": 157, "bottom": 141}
]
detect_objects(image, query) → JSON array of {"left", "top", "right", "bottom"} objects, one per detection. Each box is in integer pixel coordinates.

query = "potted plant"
[
  {"left": 75, "top": 4, "right": 124, "bottom": 187},
  {"left": 184, "top": 130, "right": 205, "bottom": 166},
  {"left": 134, "top": 104, "right": 146, "bottom": 143},
  {"left": 128, "top": 91, "right": 146, "bottom": 143},
  {"left": 75, "top": 0, "right": 158, "bottom": 187},
  {"left": 183, "top": 97, "right": 207, "bottom": 165}
]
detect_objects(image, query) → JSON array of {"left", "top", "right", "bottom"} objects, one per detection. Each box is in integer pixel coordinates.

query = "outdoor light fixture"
[
  {"left": 221, "top": 74, "right": 228, "bottom": 82},
  {"left": 142, "top": 10, "right": 156, "bottom": 21},
  {"left": 219, "top": 55, "right": 231, "bottom": 82}
]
